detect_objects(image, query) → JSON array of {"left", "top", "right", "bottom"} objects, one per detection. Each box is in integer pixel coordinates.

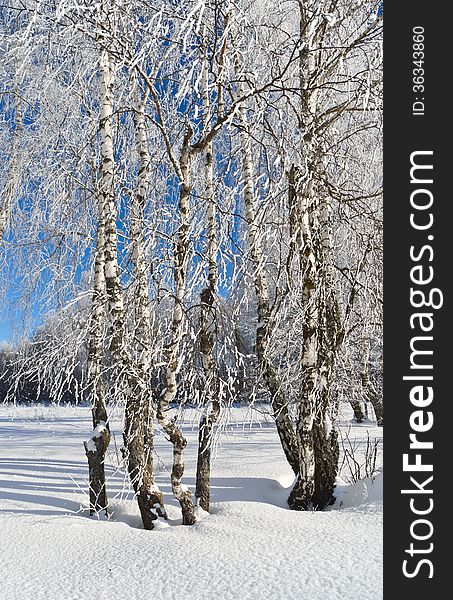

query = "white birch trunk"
[
  {"left": 157, "top": 129, "right": 196, "bottom": 525},
  {"left": 286, "top": 3, "right": 324, "bottom": 508},
  {"left": 195, "top": 48, "right": 221, "bottom": 512},
  {"left": 98, "top": 49, "right": 164, "bottom": 529},
  {"left": 238, "top": 103, "right": 300, "bottom": 475},
  {"left": 289, "top": 3, "right": 340, "bottom": 509},
  {"left": 131, "top": 89, "right": 167, "bottom": 519},
  {"left": 314, "top": 193, "right": 343, "bottom": 507},
  {"left": 288, "top": 165, "right": 318, "bottom": 509},
  {"left": 84, "top": 203, "right": 110, "bottom": 515}
]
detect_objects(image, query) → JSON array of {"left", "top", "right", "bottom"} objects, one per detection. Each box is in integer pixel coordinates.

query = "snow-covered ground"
[{"left": 0, "top": 403, "right": 382, "bottom": 600}]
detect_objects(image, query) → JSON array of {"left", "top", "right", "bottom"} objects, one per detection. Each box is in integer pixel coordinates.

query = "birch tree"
[
  {"left": 96, "top": 9, "right": 168, "bottom": 528},
  {"left": 83, "top": 172, "right": 110, "bottom": 515},
  {"left": 0, "top": 0, "right": 383, "bottom": 522},
  {"left": 194, "top": 22, "right": 224, "bottom": 513},
  {"left": 222, "top": 0, "right": 382, "bottom": 509}
]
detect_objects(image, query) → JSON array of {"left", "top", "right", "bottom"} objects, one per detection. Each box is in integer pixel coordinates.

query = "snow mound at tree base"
[{"left": 332, "top": 469, "right": 383, "bottom": 509}]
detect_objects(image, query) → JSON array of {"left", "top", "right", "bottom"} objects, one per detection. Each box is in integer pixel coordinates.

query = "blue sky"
[{"left": 0, "top": 322, "right": 9, "bottom": 343}]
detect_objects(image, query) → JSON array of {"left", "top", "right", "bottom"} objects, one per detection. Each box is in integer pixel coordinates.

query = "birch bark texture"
[
  {"left": 156, "top": 126, "right": 196, "bottom": 525},
  {"left": 195, "top": 34, "right": 221, "bottom": 513},
  {"left": 83, "top": 195, "right": 110, "bottom": 515},
  {"left": 97, "top": 46, "right": 166, "bottom": 529},
  {"left": 130, "top": 85, "right": 168, "bottom": 521}
]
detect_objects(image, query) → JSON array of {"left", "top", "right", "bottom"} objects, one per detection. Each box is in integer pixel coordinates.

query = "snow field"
[{"left": 0, "top": 404, "right": 382, "bottom": 600}]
